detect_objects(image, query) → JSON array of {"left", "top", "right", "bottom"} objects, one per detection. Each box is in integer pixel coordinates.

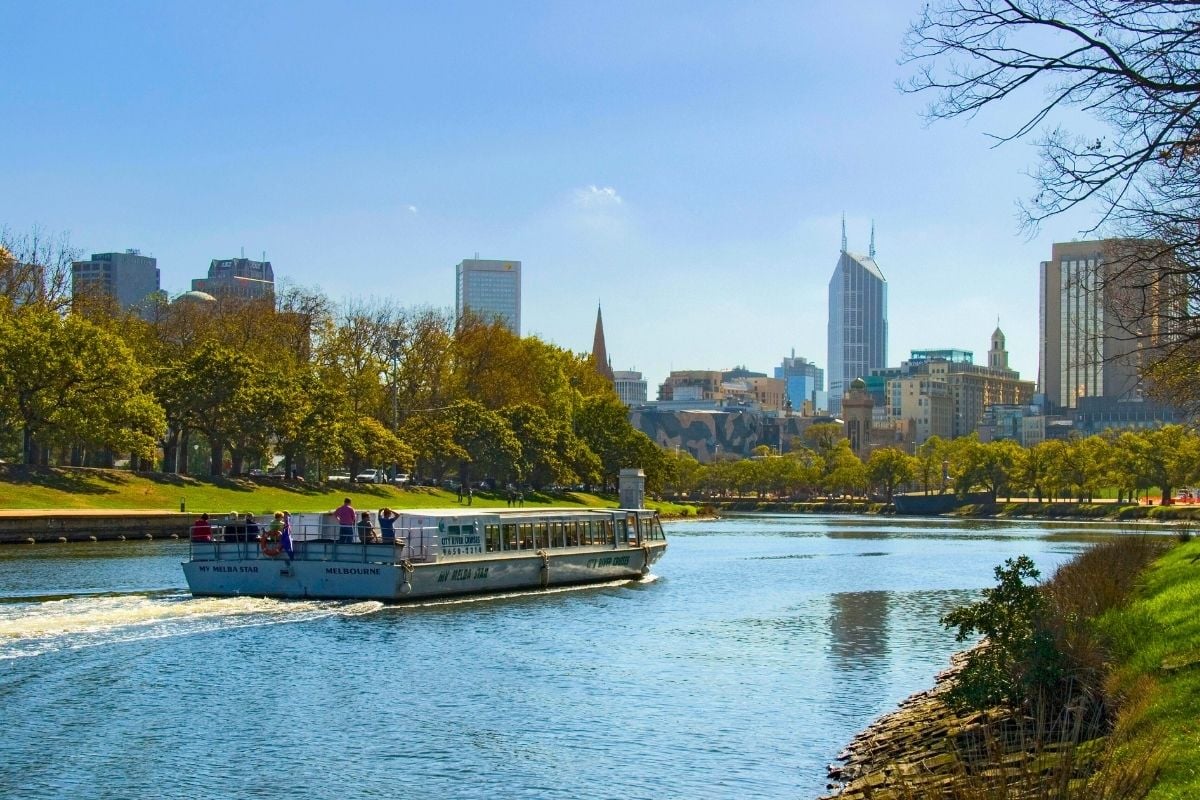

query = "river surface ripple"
[{"left": 0, "top": 514, "right": 1142, "bottom": 799}]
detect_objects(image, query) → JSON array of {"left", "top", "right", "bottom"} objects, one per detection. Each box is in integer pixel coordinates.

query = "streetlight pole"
[
  {"left": 389, "top": 338, "right": 400, "bottom": 434},
  {"left": 390, "top": 337, "right": 400, "bottom": 482}
]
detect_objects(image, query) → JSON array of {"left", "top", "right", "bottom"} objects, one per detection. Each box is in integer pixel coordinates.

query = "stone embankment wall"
[{"left": 0, "top": 512, "right": 190, "bottom": 544}]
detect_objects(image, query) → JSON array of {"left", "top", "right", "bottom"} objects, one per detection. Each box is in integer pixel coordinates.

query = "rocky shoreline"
[{"left": 819, "top": 649, "right": 1092, "bottom": 800}]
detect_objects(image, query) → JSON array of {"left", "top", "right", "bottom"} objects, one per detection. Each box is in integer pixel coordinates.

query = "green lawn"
[
  {"left": 1099, "top": 538, "right": 1200, "bottom": 799},
  {"left": 0, "top": 467, "right": 694, "bottom": 517}
]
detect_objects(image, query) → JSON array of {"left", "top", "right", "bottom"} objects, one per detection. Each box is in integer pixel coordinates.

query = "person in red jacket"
[{"left": 191, "top": 513, "right": 213, "bottom": 542}]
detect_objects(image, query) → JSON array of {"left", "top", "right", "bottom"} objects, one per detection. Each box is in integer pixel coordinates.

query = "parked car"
[
  {"left": 355, "top": 469, "right": 386, "bottom": 484},
  {"left": 248, "top": 468, "right": 267, "bottom": 477},
  {"left": 327, "top": 472, "right": 352, "bottom": 483},
  {"left": 391, "top": 473, "right": 410, "bottom": 485}
]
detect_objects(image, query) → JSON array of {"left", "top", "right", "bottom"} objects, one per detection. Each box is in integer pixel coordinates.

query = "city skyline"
[{"left": 3, "top": 2, "right": 1104, "bottom": 392}]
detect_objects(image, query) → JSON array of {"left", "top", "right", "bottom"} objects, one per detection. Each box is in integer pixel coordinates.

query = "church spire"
[
  {"left": 840, "top": 213, "right": 847, "bottom": 254},
  {"left": 591, "top": 303, "right": 614, "bottom": 382},
  {"left": 869, "top": 219, "right": 876, "bottom": 259}
]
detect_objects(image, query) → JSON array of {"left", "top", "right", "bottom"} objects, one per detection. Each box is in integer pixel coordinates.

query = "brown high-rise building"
[{"left": 1039, "top": 239, "right": 1181, "bottom": 411}]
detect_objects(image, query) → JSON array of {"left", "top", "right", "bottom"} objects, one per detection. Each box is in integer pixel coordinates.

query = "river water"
[{"left": 0, "top": 514, "right": 1135, "bottom": 799}]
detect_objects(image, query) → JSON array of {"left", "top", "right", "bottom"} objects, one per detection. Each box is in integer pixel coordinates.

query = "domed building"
[{"left": 172, "top": 289, "right": 217, "bottom": 305}]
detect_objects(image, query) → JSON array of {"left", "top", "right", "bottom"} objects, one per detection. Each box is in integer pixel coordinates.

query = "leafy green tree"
[
  {"left": 574, "top": 394, "right": 642, "bottom": 489},
  {"left": 804, "top": 422, "right": 844, "bottom": 463},
  {"left": 0, "top": 305, "right": 163, "bottom": 465},
  {"left": 941, "top": 556, "right": 1063, "bottom": 712},
  {"left": 273, "top": 369, "right": 351, "bottom": 479},
  {"left": 445, "top": 400, "right": 521, "bottom": 487},
  {"left": 953, "top": 437, "right": 1023, "bottom": 501},
  {"left": 1139, "top": 425, "right": 1200, "bottom": 505},
  {"left": 341, "top": 416, "right": 412, "bottom": 477},
  {"left": 823, "top": 439, "right": 867, "bottom": 498},
  {"left": 167, "top": 342, "right": 264, "bottom": 475},
  {"left": 1016, "top": 440, "right": 1056, "bottom": 503},
  {"left": 661, "top": 448, "right": 702, "bottom": 498},
  {"left": 915, "top": 436, "right": 949, "bottom": 495},
  {"left": 866, "top": 447, "right": 917, "bottom": 503},
  {"left": 1058, "top": 436, "right": 1108, "bottom": 502},
  {"left": 502, "top": 403, "right": 581, "bottom": 488}
]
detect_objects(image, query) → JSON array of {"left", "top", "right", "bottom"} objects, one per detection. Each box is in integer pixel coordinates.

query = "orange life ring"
[{"left": 260, "top": 529, "right": 284, "bottom": 557}]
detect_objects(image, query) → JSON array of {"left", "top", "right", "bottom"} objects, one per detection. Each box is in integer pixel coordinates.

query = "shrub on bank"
[{"left": 941, "top": 537, "right": 1166, "bottom": 720}]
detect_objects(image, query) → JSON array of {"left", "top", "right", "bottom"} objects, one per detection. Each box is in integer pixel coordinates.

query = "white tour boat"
[{"left": 182, "top": 506, "right": 668, "bottom": 601}]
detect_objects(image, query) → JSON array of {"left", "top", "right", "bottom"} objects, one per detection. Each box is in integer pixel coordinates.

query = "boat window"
[
  {"left": 549, "top": 521, "right": 562, "bottom": 548},
  {"left": 565, "top": 521, "right": 580, "bottom": 547},
  {"left": 519, "top": 523, "right": 534, "bottom": 549},
  {"left": 600, "top": 519, "right": 614, "bottom": 546},
  {"left": 485, "top": 524, "right": 501, "bottom": 552},
  {"left": 533, "top": 521, "right": 548, "bottom": 549},
  {"left": 503, "top": 524, "right": 518, "bottom": 551},
  {"left": 626, "top": 514, "right": 639, "bottom": 545}
]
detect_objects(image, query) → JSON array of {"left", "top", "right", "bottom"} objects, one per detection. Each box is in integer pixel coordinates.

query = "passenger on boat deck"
[
  {"left": 243, "top": 513, "right": 261, "bottom": 541},
  {"left": 378, "top": 508, "right": 397, "bottom": 543},
  {"left": 333, "top": 498, "right": 356, "bottom": 543},
  {"left": 190, "top": 513, "right": 213, "bottom": 542},
  {"left": 280, "top": 511, "right": 294, "bottom": 558},
  {"left": 357, "top": 511, "right": 378, "bottom": 544}
]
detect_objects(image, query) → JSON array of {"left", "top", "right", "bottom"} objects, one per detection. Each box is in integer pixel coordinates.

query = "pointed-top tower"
[
  {"left": 591, "top": 303, "right": 615, "bottom": 382},
  {"left": 828, "top": 216, "right": 887, "bottom": 414},
  {"left": 989, "top": 324, "right": 1009, "bottom": 371}
]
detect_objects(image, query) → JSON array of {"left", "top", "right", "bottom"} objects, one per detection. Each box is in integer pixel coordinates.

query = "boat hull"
[{"left": 182, "top": 542, "right": 667, "bottom": 601}]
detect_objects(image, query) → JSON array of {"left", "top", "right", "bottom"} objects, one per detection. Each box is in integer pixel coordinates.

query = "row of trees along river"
[
  {"left": 3, "top": 232, "right": 1198, "bottom": 504},
  {"left": 0, "top": 232, "right": 664, "bottom": 490},
  {"left": 664, "top": 423, "right": 1200, "bottom": 506}
]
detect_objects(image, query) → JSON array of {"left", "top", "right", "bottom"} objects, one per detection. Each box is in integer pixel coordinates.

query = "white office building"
[{"left": 455, "top": 258, "right": 521, "bottom": 335}]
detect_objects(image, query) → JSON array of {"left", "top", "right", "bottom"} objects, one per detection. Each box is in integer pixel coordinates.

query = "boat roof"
[{"left": 397, "top": 507, "right": 652, "bottom": 519}]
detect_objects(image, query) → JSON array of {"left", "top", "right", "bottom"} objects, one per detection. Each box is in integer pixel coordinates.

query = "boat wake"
[
  {"left": 0, "top": 576, "right": 657, "bottom": 658},
  {"left": 0, "top": 592, "right": 380, "bottom": 660},
  {"left": 402, "top": 574, "right": 655, "bottom": 609}
]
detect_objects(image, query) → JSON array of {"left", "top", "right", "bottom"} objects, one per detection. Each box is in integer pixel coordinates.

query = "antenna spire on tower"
[
  {"left": 840, "top": 214, "right": 847, "bottom": 254},
  {"left": 869, "top": 220, "right": 876, "bottom": 259}
]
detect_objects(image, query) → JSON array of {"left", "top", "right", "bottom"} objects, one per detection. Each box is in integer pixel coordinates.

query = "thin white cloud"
[
  {"left": 572, "top": 185, "right": 622, "bottom": 208},
  {"left": 405, "top": 205, "right": 419, "bottom": 214}
]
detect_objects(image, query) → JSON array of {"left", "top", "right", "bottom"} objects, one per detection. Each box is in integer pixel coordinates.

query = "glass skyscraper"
[
  {"left": 827, "top": 243, "right": 887, "bottom": 415},
  {"left": 455, "top": 258, "right": 521, "bottom": 335}
]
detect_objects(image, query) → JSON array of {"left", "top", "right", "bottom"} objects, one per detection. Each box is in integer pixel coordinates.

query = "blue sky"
[{"left": 2, "top": 1, "right": 1102, "bottom": 394}]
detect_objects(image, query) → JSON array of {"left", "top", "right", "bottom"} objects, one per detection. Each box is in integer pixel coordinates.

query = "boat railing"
[{"left": 189, "top": 520, "right": 441, "bottom": 565}]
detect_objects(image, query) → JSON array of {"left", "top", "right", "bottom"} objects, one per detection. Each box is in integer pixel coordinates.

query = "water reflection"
[
  {"left": 829, "top": 590, "right": 890, "bottom": 666},
  {"left": 0, "top": 514, "right": 1158, "bottom": 800}
]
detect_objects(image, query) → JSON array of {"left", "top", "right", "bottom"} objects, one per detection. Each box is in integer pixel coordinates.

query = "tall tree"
[
  {"left": 866, "top": 447, "right": 918, "bottom": 504},
  {"left": 0, "top": 228, "right": 76, "bottom": 312},
  {"left": 0, "top": 305, "right": 164, "bottom": 464},
  {"left": 904, "top": 2, "right": 1200, "bottom": 407},
  {"left": 904, "top": 1, "right": 1200, "bottom": 228}
]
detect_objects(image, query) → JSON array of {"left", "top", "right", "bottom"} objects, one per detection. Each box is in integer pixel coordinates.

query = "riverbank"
[
  {"left": 821, "top": 536, "right": 1200, "bottom": 799},
  {"left": 0, "top": 466, "right": 699, "bottom": 542},
  {"left": 706, "top": 497, "right": 1200, "bottom": 523}
]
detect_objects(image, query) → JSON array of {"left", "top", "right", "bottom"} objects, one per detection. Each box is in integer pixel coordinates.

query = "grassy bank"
[
  {"left": 0, "top": 466, "right": 697, "bottom": 518},
  {"left": 954, "top": 501, "right": 1200, "bottom": 522},
  {"left": 1097, "top": 537, "right": 1200, "bottom": 799},
  {"left": 826, "top": 536, "right": 1200, "bottom": 799}
]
